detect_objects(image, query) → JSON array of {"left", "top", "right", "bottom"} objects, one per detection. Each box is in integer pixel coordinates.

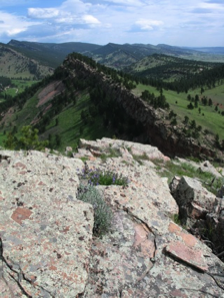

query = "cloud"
[
  {"left": 27, "top": 1, "right": 100, "bottom": 27},
  {"left": 0, "top": 0, "right": 223, "bottom": 46},
  {"left": 133, "top": 19, "right": 163, "bottom": 31},
  {"left": 102, "top": 0, "right": 143, "bottom": 6},
  {"left": 195, "top": 1, "right": 224, "bottom": 11},
  {"left": 60, "top": 0, "right": 91, "bottom": 13},
  {"left": 82, "top": 15, "right": 101, "bottom": 25},
  {"left": 0, "top": 11, "right": 40, "bottom": 37},
  {"left": 28, "top": 8, "right": 59, "bottom": 19}
]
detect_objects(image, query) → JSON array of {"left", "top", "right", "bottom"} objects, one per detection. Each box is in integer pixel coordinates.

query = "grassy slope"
[
  {"left": 42, "top": 92, "right": 114, "bottom": 150},
  {"left": 127, "top": 54, "right": 222, "bottom": 82},
  {"left": 7, "top": 40, "right": 102, "bottom": 68},
  {"left": 0, "top": 45, "right": 54, "bottom": 79},
  {"left": 133, "top": 82, "right": 224, "bottom": 140},
  {"left": 2, "top": 79, "right": 40, "bottom": 97},
  {"left": 0, "top": 88, "right": 115, "bottom": 151},
  {"left": 1, "top": 81, "right": 224, "bottom": 151}
]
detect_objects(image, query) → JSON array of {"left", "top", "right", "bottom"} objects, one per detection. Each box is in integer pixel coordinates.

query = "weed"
[
  {"left": 172, "top": 214, "right": 181, "bottom": 225},
  {"left": 170, "top": 213, "right": 187, "bottom": 229},
  {"left": 77, "top": 184, "right": 113, "bottom": 237},
  {"left": 132, "top": 152, "right": 149, "bottom": 165},
  {"left": 99, "top": 153, "right": 108, "bottom": 162},
  {"left": 67, "top": 151, "right": 73, "bottom": 158},
  {"left": 80, "top": 156, "right": 89, "bottom": 163},
  {"left": 100, "top": 147, "right": 121, "bottom": 162}
]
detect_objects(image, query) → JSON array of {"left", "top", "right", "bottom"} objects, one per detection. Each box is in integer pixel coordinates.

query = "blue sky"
[{"left": 0, "top": 0, "right": 223, "bottom": 46}]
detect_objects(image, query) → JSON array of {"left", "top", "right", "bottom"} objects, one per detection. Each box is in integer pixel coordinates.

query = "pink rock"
[{"left": 166, "top": 241, "right": 208, "bottom": 272}]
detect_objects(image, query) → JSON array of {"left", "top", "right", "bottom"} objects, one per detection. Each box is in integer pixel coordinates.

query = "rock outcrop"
[
  {"left": 1, "top": 139, "right": 224, "bottom": 297},
  {"left": 170, "top": 176, "right": 218, "bottom": 225},
  {"left": 170, "top": 175, "right": 224, "bottom": 271}
]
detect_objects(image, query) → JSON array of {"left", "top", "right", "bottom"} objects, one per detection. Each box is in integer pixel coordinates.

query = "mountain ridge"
[{"left": 1, "top": 39, "right": 223, "bottom": 74}]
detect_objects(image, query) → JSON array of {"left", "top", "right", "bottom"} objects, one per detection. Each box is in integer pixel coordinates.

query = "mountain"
[
  {"left": 7, "top": 39, "right": 102, "bottom": 68},
  {"left": 89, "top": 43, "right": 224, "bottom": 69},
  {"left": 2, "top": 40, "right": 224, "bottom": 76},
  {"left": 125, "top": 54, "right": 221, "bottom": 81},
  {"left": 185, "top": 47, "right": 224, "bottom": 55},
  {"left": 0, "top": 43, "right": 54, "bottom": 79}
]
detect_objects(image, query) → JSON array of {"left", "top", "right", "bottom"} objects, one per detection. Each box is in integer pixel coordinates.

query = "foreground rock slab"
[
  {"left": 1, "top": 138, "right": 224, "bottom": 297},
  {"left": 0, "top": 150, "right": 93, "bottom": 297}
]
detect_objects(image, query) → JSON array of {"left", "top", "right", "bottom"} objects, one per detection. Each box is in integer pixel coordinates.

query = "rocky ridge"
[
  {"left": 63, "top": 55, "right": 222, "bottom": 161},
  {"left": 0, "top": 138, "right": 224, "bottom": 297}
]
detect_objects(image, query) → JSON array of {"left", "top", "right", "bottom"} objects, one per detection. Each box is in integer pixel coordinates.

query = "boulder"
[
  {"left": 199, "top": 160, "right": 222, "bottom": 178},
  {"left": 170, "top": 176, "right": 217, "bottom": 225},
  {"left": 170, "top": 174, "right": 224, "bottom": 268},
  {"left": 79, "top": 137, "right": 170, "bottom": 162}
]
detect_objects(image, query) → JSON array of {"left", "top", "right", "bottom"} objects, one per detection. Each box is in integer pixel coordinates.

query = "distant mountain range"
[
  {"left": 0, "top": 39, "right": 223, "bottom": 78},
  {"left": 184, "top": 47, "right": 224, "bottom": 55}
]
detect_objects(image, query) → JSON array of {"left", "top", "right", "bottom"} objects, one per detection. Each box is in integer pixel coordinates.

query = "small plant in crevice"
[
  {"left": 132, "top": 152, "right": 149, "bottom": 165},
  {"left": 78, "top": 163, "right": 129, "bottom": 187},
  {"left": 100, "top": 147, "right": 121, "bottom": 162},
  {"left": 170, "top": 213, "right": 187, "bottom": 230},
  {"left": 77, "top": 184, "right": 113, "bottom": 237},
  {"left": 173, "top": 214, "right": 181, "bottom": 225}
]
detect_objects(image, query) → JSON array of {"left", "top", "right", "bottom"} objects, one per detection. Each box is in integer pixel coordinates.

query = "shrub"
[
  {"left": 77, "top": 184, "right": 113, "bottom": 237},
  {"left": 4, "top": 125, "right": 48, "bottom": 150}
]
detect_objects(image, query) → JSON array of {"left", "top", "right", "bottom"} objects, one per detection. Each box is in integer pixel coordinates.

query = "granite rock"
[{"left": 0, "top": 139, "right": 224, "bottom": 297}]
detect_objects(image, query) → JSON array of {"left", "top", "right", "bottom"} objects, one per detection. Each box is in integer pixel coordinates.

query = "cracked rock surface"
[
  {"left": 0, "top": 150, "right": 93, "bottom": 297},
  {"left": 1, "top": 138, "right": 224, "bottom": 297}
]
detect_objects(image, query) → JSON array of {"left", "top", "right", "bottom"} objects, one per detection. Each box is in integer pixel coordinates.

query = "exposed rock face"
[
  {"left": 1, "top": 139, "right": 224, "bottom": 297},
  {"left": 170, "top": 176, "right": 218, "bottom": 225}
]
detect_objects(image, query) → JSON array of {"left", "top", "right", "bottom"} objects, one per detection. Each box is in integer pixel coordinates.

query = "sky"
[{"left": 0, "top": 0, "right": 223, "bottom": 47}]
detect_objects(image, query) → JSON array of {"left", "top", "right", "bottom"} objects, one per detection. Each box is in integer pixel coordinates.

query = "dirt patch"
[
  {"left": 0, "top": 107, "right": 15, "bottom": 126},
  {"left": 37, "top": 80, "right": 65, "bottom": 107}
]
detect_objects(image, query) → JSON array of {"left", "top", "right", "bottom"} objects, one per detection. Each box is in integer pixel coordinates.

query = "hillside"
[
  {"left": 90, "top": 43, "right": 224, "bottom": 69},
  {"left": 0, "top": 52, "right": 224, "bottom": 162},
  {"left": 2, "top": 40, "right": 224, "bottom": 75},
  {"left": 0, "top": 43, "right": 54, "bottom": 80},
  {"left": 7, "top": 39, "right": 102, "bottom": 68},
  {"left": 0, "top": 40, "right": 223, "bottom": 101},
  {"left": 125, "top": 54, "right": 221, "bottom": 81}
]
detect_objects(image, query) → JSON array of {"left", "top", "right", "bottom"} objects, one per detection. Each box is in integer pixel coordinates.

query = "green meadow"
[{"left": 134, "top": 82, "right": 224, "bottom": 140}]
